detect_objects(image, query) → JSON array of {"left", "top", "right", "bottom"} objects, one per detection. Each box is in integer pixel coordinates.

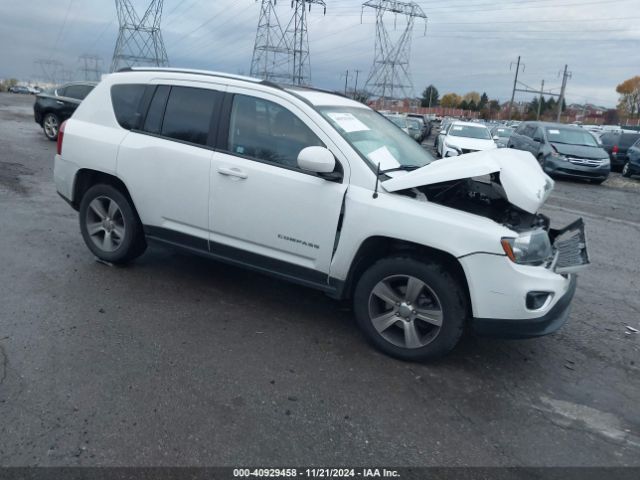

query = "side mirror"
[
  {"left": 297, "top": 146, "right": 336, "bottom": 174},
  {"left": 493, "top": 135, "right": 499, "bottom": 140}
]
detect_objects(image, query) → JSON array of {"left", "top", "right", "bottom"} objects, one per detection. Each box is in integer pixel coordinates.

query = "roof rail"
[{"left": 112, "top": 67, "right": 262, "bottom": 84}]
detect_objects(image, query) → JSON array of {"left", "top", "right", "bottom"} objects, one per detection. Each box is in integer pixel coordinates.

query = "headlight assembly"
[{"left": 501, "top": 229, "right": 554, "bottom": 266}]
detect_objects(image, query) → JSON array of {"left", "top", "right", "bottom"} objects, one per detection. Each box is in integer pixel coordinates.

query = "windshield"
[
  {"left": 492, "top": 127, "right": 514, "bottom": 138},
  {"left": 545, "top": 127, "right": 599, "bottom": 147},
  {"left": 449, "top": 124, "right": 492, "bottom": 140},
  {"left": 319, "top": 107, "right": 436, "bottom": 169}
]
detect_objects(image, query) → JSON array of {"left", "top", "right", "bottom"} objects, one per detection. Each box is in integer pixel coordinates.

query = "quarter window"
[
  {"left": 161, "top": 86, "right": 221, "bottom": 146},
  {"left": 111, "top": 84, "right": 146, "bottom": 130},
  {"left": 143, "top": 85, "right": 170, "bottom": 135},
  {"left": 227, "top": 94, "right": 323, "bottom": 169}
]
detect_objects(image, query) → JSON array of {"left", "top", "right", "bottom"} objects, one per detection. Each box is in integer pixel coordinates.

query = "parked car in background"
[
  {"left": 622, "top": 139, "right": 640, "bottom": 178},
  {"left": 33, "top": 81, "right": 97, "bottom": 141},
  {"left": 407, "top": 113, "right": 431, "bottom": 140},
  {"left": 384, "top": 113, "right": 423, "bottom": 141},
  {"left": 599, "top": 131, "right": 640, "bottom": 171},
  {"left": 53, "top": 67, "right": 589, "bottom": 360},
  {"left": 383, "top": 113, "right": 410, "bottom": 135},
  {"left": 490, "top": 126, "right": 514, "bottom": 148},
  {"left": 10, "top": 85, "right": 31, "bottom": 94},
  {"left": 406, "top": 117, "right": 424, "bottom": 142},
  {"left": 507, "top": 121, "right": 610, "bottom": 184},
  {"left": 437, "top": 121, "right": 497, "bottom": 158}
]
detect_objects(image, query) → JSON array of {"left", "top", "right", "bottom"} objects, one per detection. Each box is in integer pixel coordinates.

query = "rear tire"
[
  {"left": 353, "top": 257, "right": 466, "bottom": 361},
  {"left": 43, "top": 113, "right": 60, "bottom": 141},
  {"left": 79, "top": 184, "right": 146, "bottom": 264},
  {"left": 622, "top": 162, "right": 632, "bottom": 178}
]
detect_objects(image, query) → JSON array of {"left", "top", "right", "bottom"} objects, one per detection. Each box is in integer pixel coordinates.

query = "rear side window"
[
  {"left": 620, "top": 133, "right": 640, "bottom": 147},
  {"left": 65, "top": 84, "right": 93, "bottom": 100},
  {"left": 160, "top": 86, "right": 221, "bottom": 146},
  {"left": 111, "top": 84, "right": 146, "bottom": 130}
]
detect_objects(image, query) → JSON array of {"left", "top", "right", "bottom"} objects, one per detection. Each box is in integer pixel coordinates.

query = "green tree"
[
  {"left": 420, "top": 85, "right": 439, "bottom": 108},
  {"left": 459, "top": 100, "right": 469, "bottom": 111},
  {"left": 479, "top": 92, "right": 489, "bottom": 110}
]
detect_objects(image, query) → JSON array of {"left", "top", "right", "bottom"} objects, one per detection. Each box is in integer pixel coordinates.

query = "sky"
[{"left": 1, "top": 0, "right": 639, "bottom": 107}]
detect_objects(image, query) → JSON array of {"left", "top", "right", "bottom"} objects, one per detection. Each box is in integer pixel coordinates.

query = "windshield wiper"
[{"left": 379, "top": 165, "right": 422, "bottom": 175}]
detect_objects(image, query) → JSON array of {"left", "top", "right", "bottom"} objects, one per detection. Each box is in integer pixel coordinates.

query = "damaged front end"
[{"left": 382, "top": 149, "right": 590, "bottom": 273}]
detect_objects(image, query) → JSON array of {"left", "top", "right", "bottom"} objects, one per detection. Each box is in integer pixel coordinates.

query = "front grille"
[
  {"left": 551, "top": 218, "right": 590, "bottom": 273},
  {"left": 567, "top": 157, "right": 605, "bottom": 167}
]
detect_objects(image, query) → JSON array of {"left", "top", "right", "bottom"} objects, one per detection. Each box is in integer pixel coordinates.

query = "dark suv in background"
[
  {"left": 599, "top": 131, "right": 640, "bottom": 171},
  {"left": 507, "top": 121, "right": 610, "bottom": 184},
  {"left": 33, "top": 82, "right": 96, "bottom": 141}
]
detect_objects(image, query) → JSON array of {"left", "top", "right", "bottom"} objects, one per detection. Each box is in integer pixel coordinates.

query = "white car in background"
[{"left": 437, "top": 121, "right": 497, "bottom": 158}]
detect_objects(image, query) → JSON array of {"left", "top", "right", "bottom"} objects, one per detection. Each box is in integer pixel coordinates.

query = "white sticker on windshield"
[
  {"left": 452, "top": 126, "right": 463, "bottom": 131},
  {"left": 548, "top": 129, "right": 560, "bottom": 134},
  {"left": 367, "top": 146, "right": 399, "bottom": 170},
  {"left": 326, "top": 112, "right": 370, "bottom": 133}
]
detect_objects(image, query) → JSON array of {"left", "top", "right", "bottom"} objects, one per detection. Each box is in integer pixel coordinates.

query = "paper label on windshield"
[
  {"left": 548, "top": 129, "right": 560, "bottom": 134},
  {"left": 367, "top": 146, "right": 399, "bottom": 170},
  {"left": 326, "top": 112, "right": 369, "bottom": 133},
  {"left": 452, "top": 126, "right": 463, "bottom": 131}
]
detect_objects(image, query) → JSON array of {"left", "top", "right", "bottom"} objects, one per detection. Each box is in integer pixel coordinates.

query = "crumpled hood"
[{"left": 382, "top": 149, "right": 554, "bottom": 214}]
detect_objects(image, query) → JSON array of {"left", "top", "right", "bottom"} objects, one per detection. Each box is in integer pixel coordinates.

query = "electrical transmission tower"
[
  {"left": 250, "top": 1, "right": 325, "bottom": 85},
  {"left": 285, "top": 0, "right": 326, "bottom": 86},
  {"left": 34, "top": 59, "right": 64, "bottom": 85},
  {"left": 110, "top": 0, "right": 169, "bottom": 72},
  {"left": 79, "top": 54, "right": 103, "bottom": 81},
  {"left": 250, "top": 1, "right": 291, "bottom": 82},
  {"left": 362, "top": 1, "right": 427, "bottom": 107}
]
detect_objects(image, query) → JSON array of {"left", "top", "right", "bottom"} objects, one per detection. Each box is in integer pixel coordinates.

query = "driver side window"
[{"left": 227, "top": 94, "right": 323, "bottom": 169}]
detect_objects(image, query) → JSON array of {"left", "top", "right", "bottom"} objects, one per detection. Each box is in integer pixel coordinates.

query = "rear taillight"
[
  {"left": 56, "top": 120, "right": 67, "bottom": 155},
  {"left": 612, "top": 145, "right": 619, "bottom": 154}
]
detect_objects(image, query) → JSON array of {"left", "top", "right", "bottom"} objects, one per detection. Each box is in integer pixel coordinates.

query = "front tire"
[
  {"left": 622, "top": 162, "right": 632, "bottom": 178},
  {"left": 43, "top": 113, "right": 60, "bottom": 141},
  {"left": 353, "top": 257, "right": 467, "bottom": 361},
  {"left": 79, "top": 184, "right": 146, "bottom": 264}
]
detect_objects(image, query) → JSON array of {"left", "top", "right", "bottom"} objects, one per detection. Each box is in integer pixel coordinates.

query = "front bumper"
[
  {"left": 473, "top": 274, "right": 577, "bottom": 338},
  {"left": 543, "top": 156, "right": 610, "bottom": 180}
]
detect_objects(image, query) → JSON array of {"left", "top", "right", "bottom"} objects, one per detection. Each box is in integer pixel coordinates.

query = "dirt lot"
[{"left": 0, "top": 92, "right": 639, "bottom": 466}]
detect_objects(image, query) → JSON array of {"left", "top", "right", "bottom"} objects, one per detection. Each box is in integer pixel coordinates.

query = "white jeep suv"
[{"left": 54, "top": 68, "right": 589, "bottom": 360}]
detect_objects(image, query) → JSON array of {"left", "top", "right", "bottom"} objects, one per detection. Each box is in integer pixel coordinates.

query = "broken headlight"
[{"left": 501, "top": 229, "right": 553, "bottom": 266}]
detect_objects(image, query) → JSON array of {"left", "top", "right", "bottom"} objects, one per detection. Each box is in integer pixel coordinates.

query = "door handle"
[
  {"left": 217, "top": 167, "right": 248, "bottom": 179},
  {"left": 56, "top": 100, "right": 64, "bottom": 105}
]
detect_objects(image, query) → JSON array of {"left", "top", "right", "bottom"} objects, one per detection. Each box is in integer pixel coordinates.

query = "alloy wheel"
[
  {"left": 44, "top": 115, "right": 58, "bottom": 139},
  {"left": 367, "top": 275, "right": 443, "bottom": 349},
  {"left": 85, "top": 196, "right": 126, "bottom": 252}
]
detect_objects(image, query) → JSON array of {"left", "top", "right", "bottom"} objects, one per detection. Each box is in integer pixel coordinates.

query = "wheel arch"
[
  {"left": 72, "top": 169, "right": 139, "bottom": 218},
  {"left": 341, "top": 236, "right": 471, "bottom": 312}
]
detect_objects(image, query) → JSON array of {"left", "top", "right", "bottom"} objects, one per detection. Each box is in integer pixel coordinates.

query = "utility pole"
[
  {"left": 536, "top": 79, "right": 544, "bottom": 120},
  {"left": 556, "top": 64, "right": 571, "bottom": 122},
  {"left": 507, "top": 56, "right": 525, "bottom": 120},
  {"left": 343, "top": 69, "right": 349, "bottom": 95}
]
